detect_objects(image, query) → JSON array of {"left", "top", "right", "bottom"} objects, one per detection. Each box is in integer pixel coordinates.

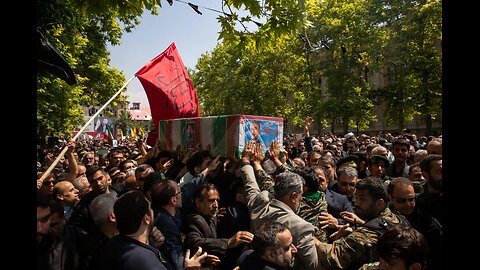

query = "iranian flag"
[
  {"left": 106, "top": 125, "right": 115, "bottom": 144},
  {"left": 158, "top": 116, "right": 232, "bottom": 156}
]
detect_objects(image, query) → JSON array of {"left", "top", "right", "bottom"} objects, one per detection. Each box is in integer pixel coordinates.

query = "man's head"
[
  {"left": 419, "top": 154, "right": 442, "bottom": 193},
  {"left": 135, "top": 164, "right": 154, "bottom": 192},
  {"left": 86, "top": 165, "right": 111, "bottom": 194},
  {"left": 119, "top": 159, "right": 137, "bottom": 173},
  {"left": 82, "top": 151, "right": 95, "bottom": 167},
  {"left": 353, "top": 177, "right": 388, "bottom": 221},
  {"left": 408, "top": 163, "right": 425, "bottom": 182},
  {"left": 426, "top": 138, "right": 442, "bottom": 155},
  {"left": 52, "top": 181, "right": 79, "bottom": 206},
  {"left": 346, "top": 139, "right": 359, "bottom": 155},
  {"left": 114, "top": 191, "right": 153, "bottom": 236},
  {"left": 336, "top": 166, "right": 358, "bottom": 199},
  {"left": 377, "top": 226, "right": 429, "bottom": 270},
  {"left": 320, "top": 155, "right": 336, "bottom": 184},
  {"left": 253, "top": 222, "right": 297, "bottom": 270},
  {"left": 186, "top": 150, "right": 212, "bottom": 175},
  {"left": 143, "top": 171, "right": 164, "bottom": 202},
  {"left": 274, "top": 172, "right": 304, "bottom": 214},
  {"left": 109, "top": 149, "right": 125, "bottom": 167},
  {"left": 413, "top": 149, "right": 428, "bottom": 164},
  {"left": 38, "top": 172, "right": 56, "bottom": 197},
  {"left": 371, "top": 146, "right": 389, "bottom": 158},
  {"left": 366, "top": 143, "right": 379, "bottom": 158},
  {"left": 297, "top": 167, "right": 322, "bottom": 193},
  {"left": 387, "top": 178, "right": 416, "bottom": 217},
  {"left": 37, "top": 190, "right": 51, "bottom": 243},
  {"left": 73, "top": 175, "right": 92, "bottom": 199},
  {"left": 369, "top": 155, "right": 390, "bottom": 179},
  {"left": 310, "top": 166, "right": 328, "bottom": 192},
  {"left": 392, "top": 138, "right": 410, "bottom": 164},
  {"left": 89, "top": 192, "right": 118, "bottom": 233},
  {"left": 48, "top": 200, "right": 66, "bottom": 238},
  {"left": 307, "top": 150, "right": 322, "bottom": 167},
  {"left": 77, "top": 164, "right": 87, "bottom": 178},
  {"left": 151, "top": 180, "right": 182, "bottom": 210},
  {"left": 194, "top": 183, "right": 220, "bottom": 218}
]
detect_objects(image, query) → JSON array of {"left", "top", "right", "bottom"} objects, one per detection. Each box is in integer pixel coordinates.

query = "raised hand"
[
  {"left": 252, "top": 143, "right": 265, "bottom": 164},
  {"left": 227, "top": 231, "right": 254, "bottom": 248},
  {"left": 304, "top": 116, "right": 314, "bottom": 139},
  {"left": 241, "top": 141, "right": 255, "bottom": 165}
]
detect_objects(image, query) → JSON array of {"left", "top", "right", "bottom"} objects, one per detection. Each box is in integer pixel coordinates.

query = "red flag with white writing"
[{"left": 135, "top": 43, "right": 200, "bottom": 130}]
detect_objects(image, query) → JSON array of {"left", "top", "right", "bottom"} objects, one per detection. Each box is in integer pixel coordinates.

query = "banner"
[{"left": 135, "top": 42, "right": 200, "bottom": 131}]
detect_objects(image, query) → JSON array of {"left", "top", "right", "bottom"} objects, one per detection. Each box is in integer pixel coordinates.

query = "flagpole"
[{"left": 38, "top": 75, "right": 137, "bottom": 183}]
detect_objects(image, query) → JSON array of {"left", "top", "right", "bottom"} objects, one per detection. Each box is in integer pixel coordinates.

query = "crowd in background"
[{"left": 37, "top": 119, "right": 442, "bottom": 270}]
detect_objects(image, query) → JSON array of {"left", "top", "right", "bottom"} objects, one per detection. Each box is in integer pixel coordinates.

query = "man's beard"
[{"left": 294, "top": 201, "right": 301, "bottom": 214}]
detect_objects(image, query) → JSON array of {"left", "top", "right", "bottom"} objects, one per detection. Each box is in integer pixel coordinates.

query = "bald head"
[
  {"left": 53, "top": 181, "right": 79, "bottom": 206},
  {"left": 426, "top": 139, "right": 442, "bottom": 155},
  {"left": 371, "top": 146, "right": 388, "bottom": 157}
]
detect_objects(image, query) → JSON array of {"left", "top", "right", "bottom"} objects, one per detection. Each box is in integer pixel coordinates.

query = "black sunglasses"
[{"left": 43, "top": 180, "right": 55, "bottom": 186}]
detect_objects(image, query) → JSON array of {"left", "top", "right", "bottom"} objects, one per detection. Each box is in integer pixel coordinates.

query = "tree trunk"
[
  {"left": 343, "top": 116, "right": 349, "bottom": 134},
  {"left": 425, "top": 114, "right": 432, "bottom": 136}
]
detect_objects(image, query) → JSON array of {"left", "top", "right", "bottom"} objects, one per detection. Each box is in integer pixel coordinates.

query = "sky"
[{"left": 107, "top": 1, "right": 225, "bottom": 109}]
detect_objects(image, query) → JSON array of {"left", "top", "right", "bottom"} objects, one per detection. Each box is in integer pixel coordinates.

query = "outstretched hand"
[{"left": 184, "top": 246, "right": 208, "bottom": 269}]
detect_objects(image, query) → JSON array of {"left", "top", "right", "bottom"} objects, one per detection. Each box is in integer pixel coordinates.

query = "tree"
[
  {"left": 191, "top": 31, "right": 317, "bottom": 128},
  {"left": 373, "top": 0, "right": 442, "bottom": 134},
  {"left": 115, "top": 110, "right": 134, "bottom": 136},
  {"left": 303, "top": 0, "right": 387, "bottom": 133},
  {"left": 36, "top": 0, "right": 309, "bottom": 140}
]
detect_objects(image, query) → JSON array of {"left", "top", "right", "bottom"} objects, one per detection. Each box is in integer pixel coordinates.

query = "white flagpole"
[{"left": 38, "top": 75, "right": 137, "bottom": 183}]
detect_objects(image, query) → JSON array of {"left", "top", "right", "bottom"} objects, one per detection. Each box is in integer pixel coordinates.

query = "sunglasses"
[
  {"left": 393, "top": 196, "right": 415, "bottom": 204},
  {"left": 43, "top": 180, "right": 55, "bottom": 186}
]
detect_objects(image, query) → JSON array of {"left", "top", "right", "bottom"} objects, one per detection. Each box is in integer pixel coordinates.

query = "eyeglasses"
[
  {"left": 43, "top": 180, "right": 54, "bottom": 186},
  {"left": 175, "top": 190, "right": 182, "bottom": 196},
  {"left": 393, "top": 196, "right": 415, "bottom": 204},
  {"left": 207, "top": 198, "right": 220, "bottom": 203}
]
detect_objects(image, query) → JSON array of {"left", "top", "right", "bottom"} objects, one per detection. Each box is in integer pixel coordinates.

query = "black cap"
[
  {"left": 378, "top": 138, "right": 392, "bottom": 148},
  {"left": 336, "top": 155, "right": 359, "bottom": 169},
  {"left": 369, "top": 155, "right": 390, "bottom": 168}
]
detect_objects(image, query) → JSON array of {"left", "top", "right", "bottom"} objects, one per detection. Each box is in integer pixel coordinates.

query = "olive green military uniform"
[{"left": 316, "top": 207, "right": 408, "bottom": 270}]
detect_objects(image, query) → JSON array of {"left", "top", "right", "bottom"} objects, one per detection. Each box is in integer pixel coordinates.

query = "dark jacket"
[
  {"left": 237, "top": 249, "right": 285, "bottom": 270},
  {"left": 98, "top": 235, "right": 170, "bottom": 270},
  {"left": 154, "top": 208, "right": 185, "bottom": 270},
  {"left": 37, "top": 234, "right": 81, "bottom": 270},
  {"left": 184, "top": 212, "right": 228, "bottom": 257},
  {"left": 325, "top": 188, "right": 353, "bottom": 224}
]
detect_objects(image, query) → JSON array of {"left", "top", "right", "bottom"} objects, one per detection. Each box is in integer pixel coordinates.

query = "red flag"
[{"left": 135, "top": 43, "right": 200, "bottom": 130}]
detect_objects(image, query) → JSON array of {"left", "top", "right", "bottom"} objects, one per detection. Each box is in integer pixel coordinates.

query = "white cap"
[{"left": 345, "top": 132, "right": 354, "bottom": 140}]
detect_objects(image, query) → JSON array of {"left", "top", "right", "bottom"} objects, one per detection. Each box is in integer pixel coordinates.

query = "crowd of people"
[{"left": 37, "top": 118, "right": 442, "bottom": 270}]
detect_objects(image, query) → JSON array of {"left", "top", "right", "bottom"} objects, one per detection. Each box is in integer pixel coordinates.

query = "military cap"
[
  {"left": 336, "top": 155, "right": 359, "bottom": 169},
  {"left": 77, "top": 148, "right": 88, "bottom": 156},
  {"left": 130, "top": 153, "right": 143, "bottom": 161},
  {"left": 369, "top": 155, "right": 390, "bottom": 168}
]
